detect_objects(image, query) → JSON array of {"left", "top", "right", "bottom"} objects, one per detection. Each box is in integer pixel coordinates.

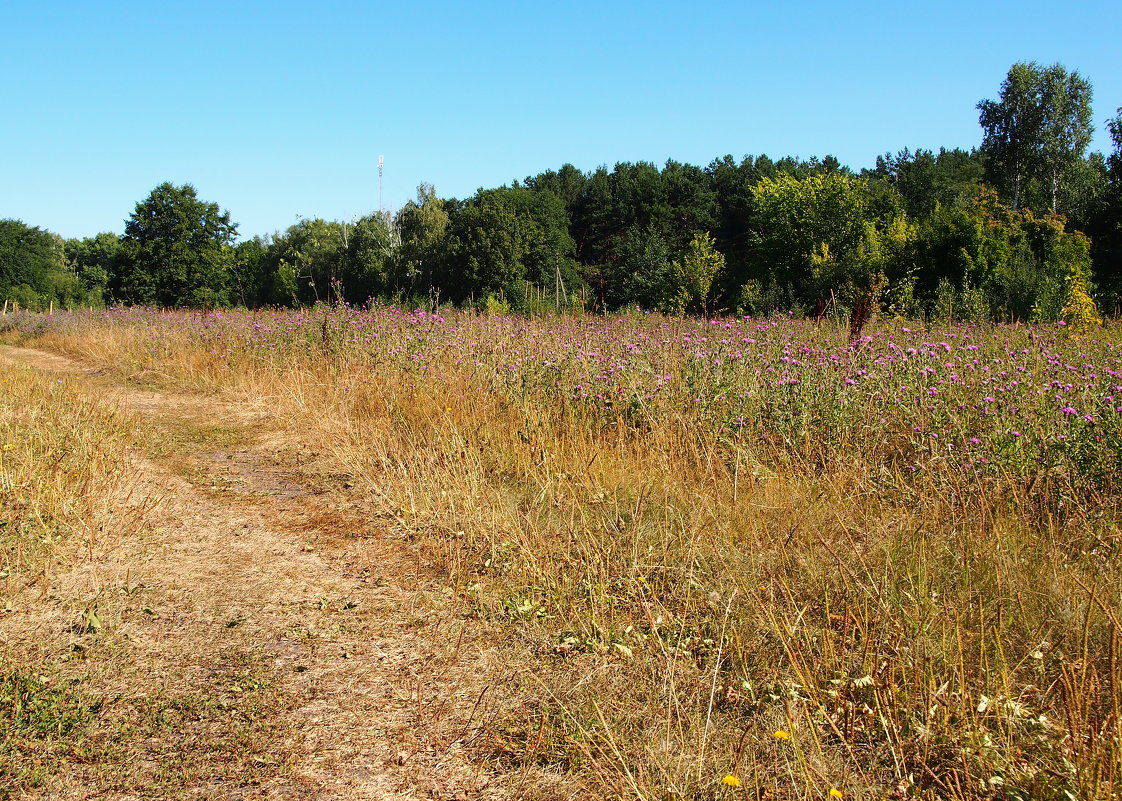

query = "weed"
[{"left": 0, "top": 670, "right": 99, "bottom": 797}]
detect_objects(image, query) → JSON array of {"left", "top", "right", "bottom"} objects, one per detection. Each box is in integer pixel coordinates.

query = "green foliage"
[
  {"left": 0, "top": 220, "right": 105, "bottom": 310},
  {"left": 979, "top": 63, "right": 1047, "bottom": 211},
  {"left": 670, "top": 232, "right": 724, "bottom": 314},
  {"left": 0, "top": 220, "right": 61, "bottom": 309},
  {"left": 865, "top": 147, "right": 985, "bottom": 218},
  {"left": 706, "top": 155, "right": 776, "bottom": 290},
  {"left": 64, "top": 232, "right": 120, "bottom": 306},
  {"left": 489, "top": 187, "right": 581, "bottom": 297},
  {"left": 446, "top": 191, "right": 535, "bottom": 300},
  {"left": 5, "top": 67, "right": 1119, "bottom": 321},
  {"left": 1109, "top": 108, "right": 1122, "bottom": 176},
  {"left": 343, "top": 213, "right": 394, "bottom": 303},
  {"left": 0, "top": 220, "right": 61, "bottom": 299},
  {"left": 752, "top": 172, "right": 867, "bottom": 293},
  {"left": 932, "top": 277, "right": 956, "bottom": 322},
  {"left": 750, "top": 172, "right": 911, "bottom": 310},
  {"left": 117, "top": 182, "right": 238, "bottom": 307},
  {"left": 0, "top": 669, "right": 104, "bottom": 797},
  {"left": 272, "top": 260, "right": 299, "bottom": 307},
  {"left": 960, "top": 281, "right": 991, "bottom": 323},
  {"left": 251, "top": 213, "right": 396, "bottom": 307},
  {"left": 392, "top": 183, "right": 450, "bottom": 297},
  {"left": 569, "top": 160, "right": 719, "bottom": 305},
  {"left": 1025, "top": 216, "right": 1096, "bottom": 324},
  {"left": 1038, "top": 64, "right": 1096, "bottom": 213},
  {"left": 524, "top": 163, "right": 588, "bottom": 209},
  {"left": 267, "top": 217, "right": 348, "bottom": 305},
  {"left": 1083, "top": 109, "right": 1122, "bottom": 312},
  {"left": 914, "top": 189, "right": 1096, "bottom": 321},
  {"left": 604, "top": 226, "right": 673, "bottom": 311},
  {"left": 979, "top": 62, "right": 1095, "bottom": 214},
  {"left": 229, "top": 237, "right": 271, "bottom": 307},
  {"left": 733, "top": 279, "right": 778, "bottom": 316},
  {"left": 0, "top": 671, "right": 94, "bottom": 738},
  {"left": 443, "top": 187, "right": 581, "bottom": 308},
  {"left": 931, "top": 276, "right": 990, "bottom": 323},
  {"left": 481, "top": 291, "right": 512, "bottom": 315}
]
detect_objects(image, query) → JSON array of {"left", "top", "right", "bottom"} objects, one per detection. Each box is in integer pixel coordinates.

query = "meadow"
[{"left": 4, "top": 305, "right": 1122, "bottom": 800}]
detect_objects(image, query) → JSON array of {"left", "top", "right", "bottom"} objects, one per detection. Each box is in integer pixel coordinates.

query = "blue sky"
[{"left": 3, "top": 0, "right": 1120, "bottom": 240}]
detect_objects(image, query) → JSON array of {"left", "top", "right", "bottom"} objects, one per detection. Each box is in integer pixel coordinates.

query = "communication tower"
[{"left": 378, "top": 155, "right": 384, "bottom": 215}]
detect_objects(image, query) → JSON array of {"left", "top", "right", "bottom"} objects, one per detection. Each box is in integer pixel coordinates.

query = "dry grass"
[
  {"left": 0, "top": 359, "right": 137, "bottom": 795},
  {"left": 0, "top": 358, "right": 304, "bottom": 799},
  {"left": 0, "top": 340, "right": 570, "bottom": 801},
  {"left": 10, "top": 308, "right": 1122, "bottom": 800},
  {"left": 0, "top": 360, "right": 137, "bottom": 589}
]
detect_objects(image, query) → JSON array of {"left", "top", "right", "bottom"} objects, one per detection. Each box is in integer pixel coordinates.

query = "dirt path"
[{"left": 0, "top": 346, "right": 559, "bottom": 800}]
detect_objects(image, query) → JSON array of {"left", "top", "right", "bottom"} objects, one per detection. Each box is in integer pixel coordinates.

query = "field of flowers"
[
  {"left": 78, "top": 304, "right": 1122, "bottom": 500},
  {"left": 9, "top": 305, "right": 1122, "bottom": 800}
]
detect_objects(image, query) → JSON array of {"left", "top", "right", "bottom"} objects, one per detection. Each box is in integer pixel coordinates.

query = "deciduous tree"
[
  {"left": 118, "top": 183, "right": 238, "bottom": 306},
  {"left": 978, "top": 62, "right": 1094, "bottom": 214},
  {"left": 64, "top": 232, "right": 120, "bottom": 305},
  {"left": 0, "top": 219, "right": 65, "bottom": 307},
  {"left": 392, "top": 184, "right": 450, "bottom": 298},
  {"left": 671, "top": 232, "right": 724, "bottom": 315}
]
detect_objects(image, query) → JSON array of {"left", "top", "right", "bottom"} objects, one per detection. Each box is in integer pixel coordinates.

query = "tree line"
[{"left": 4, "top": 62, "right": 1122, "bottom": 322}]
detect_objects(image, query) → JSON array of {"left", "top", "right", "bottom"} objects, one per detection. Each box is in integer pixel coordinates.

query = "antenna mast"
[{"left": 378, "top": 154, "right": 384, "bottom": 216}]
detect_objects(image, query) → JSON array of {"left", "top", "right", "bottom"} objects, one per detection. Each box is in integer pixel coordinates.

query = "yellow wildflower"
[
  {"left": 721, "top": 775, "right": 740, "bottom": 788},
  {"left": 773, "top": 729, "right": 790, "bottom": 740},
  {"left": 829, "top": 790, "right": 843, "bottom": 798}
]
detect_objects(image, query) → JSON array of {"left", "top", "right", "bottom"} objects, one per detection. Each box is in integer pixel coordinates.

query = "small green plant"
[
  {"left": 482, "top": 292, "right": 511, "bottom": 315},
  {"left": 0, "top": 671, "right": 96, "bottom": 738},
  {"left": 932, "top": 276, "right": 956, "bottom": 322},
  {"left": 960, "top": 279, "right": 991, "bottom": 322},
  {"left": 671, "top": 232, "right": 724, "bottom": 315},
  {"left": 0, "top": 670, "right": 100, "bottom": 797}
]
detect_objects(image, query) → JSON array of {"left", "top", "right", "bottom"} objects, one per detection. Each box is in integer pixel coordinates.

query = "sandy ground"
[{"left": 0, "top": 346, "right": 570, "bottom": 800}]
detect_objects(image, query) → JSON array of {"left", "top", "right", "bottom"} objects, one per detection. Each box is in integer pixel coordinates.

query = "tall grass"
[
  {"left": 0, "top": 356, "right": 154, "bottom": 795},
  {"left": 16, "top": 306, "right": 1122, "bottom": 799},
  {"left": 0, "top": 359, "right": 139, "bottom": 601}
]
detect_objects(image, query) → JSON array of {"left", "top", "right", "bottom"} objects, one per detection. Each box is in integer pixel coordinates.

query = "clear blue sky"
[{"left": 3, "top": 0, "right": 1120, "bottom": 241}]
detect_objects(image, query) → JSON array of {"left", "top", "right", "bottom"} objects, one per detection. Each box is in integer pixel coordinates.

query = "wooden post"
[
  {"left": 2, "top": 299, "right": 7, "bottom": 316},
  {"left": 49, "top": 300, "right": 54, "bottom": 316}
]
